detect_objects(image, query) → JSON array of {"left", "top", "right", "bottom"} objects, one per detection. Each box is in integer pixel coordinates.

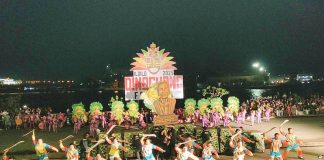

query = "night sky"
[{"left": 1, "top": 0, "right": 323, "bottom": 80}]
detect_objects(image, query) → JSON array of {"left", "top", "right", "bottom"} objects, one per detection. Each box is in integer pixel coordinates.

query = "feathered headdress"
[
  {"left": 184, "top": 98, "right": 196, "bottom": 116},
  {"left": 89, "top": 102, "right": 103, "bottom": 116},
  {"left": 72, "top": 102, "right": 87, "bottom": 122},
  {"left": 126, "top": 100, "right": 139, "bottom": 118},
  {"left": 198, "top": 98, "right": 210, "bottom": 114}
]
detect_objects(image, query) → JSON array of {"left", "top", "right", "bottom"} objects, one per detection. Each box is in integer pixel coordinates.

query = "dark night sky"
[{"left": 0, "top": 0, "right": 323, "bottom": 80}]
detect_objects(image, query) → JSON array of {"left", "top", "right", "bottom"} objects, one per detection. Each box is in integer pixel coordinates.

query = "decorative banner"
[{"left": 124, "top": 43, "right": 184, "bottom": 100}]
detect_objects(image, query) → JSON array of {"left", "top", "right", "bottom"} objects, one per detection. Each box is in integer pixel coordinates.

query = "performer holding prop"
[
  {"left": 59, "top": 139, "right": 79, "bottom": 160},
  {"left": 229, "top": 130, "right": 253, "bottom": 160},
  {"left": 175, "top": 143, "right": 199, "bottom": 160},
  {"left": 58, "top": 135, "right": 78, "bottom": 160},
  {"left": 264, "top": 133, "right": 283, "bottom": 160},
  {"left": 2, "top": 141, "right": 24, "bottom": 160},
  {"left": 202, "top": 141, "right": 220, "bottom": 160},
  {"left": 105, "top": 136, "right": 127, "bottom": 160},
  {"left": 86, "top": 144, "right": 106, "bottom": 160},
  {"left": 140, "top": 134, "right": 166, "bottom": 160},
  {"left": 279, "top": 120, "right": 304, "bottom": 159},
  {"left": 32, "top": 130, "right": 59, "bottom": 160}
]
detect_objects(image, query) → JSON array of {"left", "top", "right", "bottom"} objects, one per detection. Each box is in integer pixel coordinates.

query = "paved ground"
[{"left": 1, "top": 115, "right": 324, "bottom": 159}]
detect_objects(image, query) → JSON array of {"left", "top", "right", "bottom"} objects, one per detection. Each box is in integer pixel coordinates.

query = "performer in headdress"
[
  {"left": 126, "top": 100, "right": 140, "bottom": 125},
  {"left": 32, "top": 130, "right": 59, "bottom": 160},
  {"left": 198, "top": 98, "right": 210, "bottom": 127},
  {"left": 184, "top": 98, "right": 196, "bottom": 123},
  {"left": 71, "top": 103, "right": 87, "bottom": 134},
  {"left": 111, "top": 101, "right": 125, "bottom": 125},
  {"left": 227, "top": 96, "right": 240, "bottom": 118},
  {"left": 59, "top": 140, "right": 79, "bottom": 160},
  {"left": 141, "top": 134, "right": 166, "bottom": 160},
  {"left": 280, "top": 127, "right": 304, "bottom": 159}
]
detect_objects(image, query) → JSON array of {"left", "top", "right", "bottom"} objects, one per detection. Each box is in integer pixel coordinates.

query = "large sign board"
[{"left": 124, "top": 43, "right": 184, "bottom": 100}]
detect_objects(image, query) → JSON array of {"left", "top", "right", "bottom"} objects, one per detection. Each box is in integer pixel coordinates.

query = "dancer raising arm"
[
  {"left": 140, "top": 134, "right": 166, "bottom": 160},
  {"left": 32, "top": 130, "right": 59, "bottom": 160},
  {"left": 59, "top": 140, "right": 79, "bottom": 160}
]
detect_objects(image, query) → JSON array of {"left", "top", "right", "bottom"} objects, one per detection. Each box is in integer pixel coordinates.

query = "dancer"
[
  {"left": 202, "top": 113, "right": 209, "bottom": 128},
  {"left": 86, "top": 148, "right": 106, "bottom": 160},
  {"left": 32, "top": 130, "right": 59, "bottom": 160},
  {"left": 264, "top": 133, "right": 283, "bottom": 160},
  {"left": 15, "top": 114, "right": 22, "bottom": 130},
  {"left": 202, "top": 141, "right": 220, "bottom": 160},
  {"left": 59, "top": 140, "right": 79, "bottom": 160},
  {"left": 79, "top": 132, "right": 91, "bottom": 160},
  {"left": 105, "top": 136, "right": 128, "bottom": 160},
  {"left": 211, "top": 111, "right": 220, "bottom": 127},
  {"left": 241, "top": 108, "right": 247, "bottom": 123},
  {"left": 279, "top": 127, "right": 304, "bottom": 159},
  {"left": 250, "top": 110, "right": 255, "bottom": 126},
  {"left": 2, "top": 141, "right": 24, "bottom": 160},
  {"left": 141, "top": 134, "right": 166, "bottom": 160},
  {"left": 52, "top": 115, "right": 58, "bottom": 133},
  {"left": 175, "top": 143, "right": 199, "bottom": 160},
  {"left": 184, "top": 137, "right": 202, "bottom": 155},
  {"left": 265, "top": 106, "right": 271, "bottom": 122},
  {"left": 230, "top": 138, "right": 253, "bottom": 160},
  {"left": 256, "top": 108, "right": 262, "bottom": 124},
  {"left": 236, "top": 112, "right": 242, "bottom": 128},
  {"left": 223, "top": 109, "right": 230, "bottom": 127}
]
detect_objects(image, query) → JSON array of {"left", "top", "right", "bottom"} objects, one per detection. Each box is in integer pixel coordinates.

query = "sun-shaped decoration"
[{"left": 130, "top": 42, "right": 177, "bottom": 74}]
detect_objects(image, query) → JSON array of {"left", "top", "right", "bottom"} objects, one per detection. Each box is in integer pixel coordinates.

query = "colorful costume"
[
  {"left": 184, "top": 98, "right": 197, "bottom": 123},
  {"left": 227, "top": 97, "right": 240, "bottom": 116},
  {"left": 256, "top": 108, "right": 262, "bottom": 124},
  {"left": 270, "top": 138, "right": 282, "bottom": 159},
  {"left": 210, "top": 98, "right": 224, "bottom": 117},
  {"left": 111, "top": 101, "right": 125, "bottom": 125},
  {"left": 282, "top": 133, "right": 303, "bottom": 159},
  {"left": 60, "top": 144, "right": 79, "bottom": 160},
  {"left": 32, "top": 133, "right": 58, "bottom": 160},
  {"left": 126, "top": 100, "right": 140, "bottom": 124},
  {"left": 250, "top": 111, "right": 255, "bottom": 126}
]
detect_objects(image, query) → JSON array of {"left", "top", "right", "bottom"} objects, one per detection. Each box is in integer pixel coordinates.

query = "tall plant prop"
[{"left": 201, "top": 86, "right": 229, "bottom": 98}]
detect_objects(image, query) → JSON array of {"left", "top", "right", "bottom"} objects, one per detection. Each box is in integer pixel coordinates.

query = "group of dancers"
[
  {"left": 15, "top": 112, "right": 67, "bottom": 132},
  {"left": 2, "top": 119, "right": 305, "bottom": 160}
]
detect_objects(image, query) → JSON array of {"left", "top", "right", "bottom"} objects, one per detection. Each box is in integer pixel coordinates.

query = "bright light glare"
[
  {"left": 259, "top": 67, "right": 264, "bottom": 71},
  {"left": 252, "top": 62, "right": 260, "bottom": 68}
]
